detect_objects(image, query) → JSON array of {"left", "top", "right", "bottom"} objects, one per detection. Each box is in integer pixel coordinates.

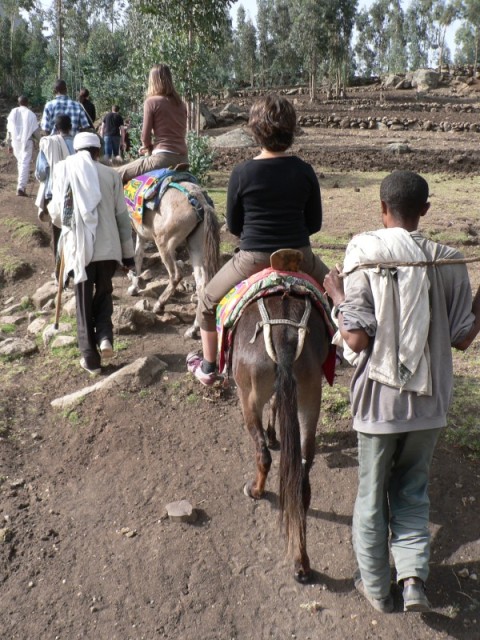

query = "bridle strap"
[{"left": 249, "top": 297, "right": 312, "bottom": 364}]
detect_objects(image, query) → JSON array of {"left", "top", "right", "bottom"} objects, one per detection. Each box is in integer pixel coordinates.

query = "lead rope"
[{"left": 249, "top": 297, "right": 312, "bottom": 364}]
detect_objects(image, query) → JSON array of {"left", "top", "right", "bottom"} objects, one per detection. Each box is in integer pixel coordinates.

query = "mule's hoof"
[
  {"left": 267, "top": 438, "right": 280, "bottom": 450},
  {"left": 294, "top": 569, "right": 312, "bottom": 584},
  {"left": 127, "top": 285, "right": 139, "bottom": 296},
  {"left": 243, "top": 481, "right": 262, "bottom": 500},
  {"left": 184, "top": 325, "right": 199, "bottom": 339},
  {"left": 153, "top": 303, "right": 164, "bottom": 315}
]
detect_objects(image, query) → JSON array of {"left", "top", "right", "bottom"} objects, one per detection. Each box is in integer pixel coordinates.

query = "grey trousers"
[
  {"left": 353, "top": 428, "right": 442, "bottom": 599},
  {"left": 115, "top": 151, "right": 188, "bottom": 183},
  {"left": 197, "top": 247, "right": 330, "bottom": 331}
]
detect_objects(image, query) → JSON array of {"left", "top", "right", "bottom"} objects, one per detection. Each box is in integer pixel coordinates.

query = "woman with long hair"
[{"left": 117, "top": 64, "right": 188, "bottom": 183}]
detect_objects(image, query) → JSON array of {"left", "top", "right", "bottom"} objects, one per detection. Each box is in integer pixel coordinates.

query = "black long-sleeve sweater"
[{"left": 226, "top": 156, "right": 322, "bottom": 252}]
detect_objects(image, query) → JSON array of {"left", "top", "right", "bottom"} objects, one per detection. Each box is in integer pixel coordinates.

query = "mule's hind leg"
[
  {"left": 238, "top": 389, "right": 272, "bottom": 500},
  {"left": 266, "top": 396, "right": 280, "bottom": 450},
  {"left": 127, "top": 232, "right": 145, "bottom": 296},
  {"left": 293, "top": 388, "right": 323, "bottom": 583},
  {"left": 152, "top": 241, "right": 183, "bottom": 314},
  {"left": 184, "top": 221, "right": 206, "bottom": 339}
]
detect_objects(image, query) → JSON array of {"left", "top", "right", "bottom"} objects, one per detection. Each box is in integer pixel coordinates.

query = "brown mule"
[{"left": 231, "top": 260, "right": 330, "bottom": 582}]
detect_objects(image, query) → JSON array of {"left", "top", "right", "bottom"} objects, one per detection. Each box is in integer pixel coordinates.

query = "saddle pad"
[
  {"left": 124, "top": 169, "right": 198, "bottom": 225},
  {"left": 216, "top": 268, "right": 336, "bottom": 385}
]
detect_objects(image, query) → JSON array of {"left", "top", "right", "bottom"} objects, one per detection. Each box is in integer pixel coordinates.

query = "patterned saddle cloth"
[
  {"left": 216, "top": 267, "right": 336, "bottom": 385},
  {"left": 124, "top": 169, "right": 198, "bottom": 225}
]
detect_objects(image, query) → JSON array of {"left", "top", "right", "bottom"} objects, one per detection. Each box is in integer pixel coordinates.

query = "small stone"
[
  {"left": 470, "top": 573, "right": 478, "bottom": 581},
  {"left": 0, "top": 528, "right": 13, "bottom": 543},
  {"left": 458, "top": 568, "right": 470, "bottom": 578},
  {"left": 165, "top": 500, "right": 197, "bottom": 523},
  {"left": 28, "top": 581, "right": 34, "bottom": 588},
  {"left": 10, "top": 478, "right": 25, "bottom": 489}
]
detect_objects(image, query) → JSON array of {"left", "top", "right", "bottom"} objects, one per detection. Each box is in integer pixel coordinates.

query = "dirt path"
[{"left": 0, "top": 129, "right": 479, "bottom": 639}]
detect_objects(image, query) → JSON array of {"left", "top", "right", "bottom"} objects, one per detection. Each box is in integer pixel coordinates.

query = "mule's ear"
[{"left": 270, "top": 248, "right": 303, "bottom": 271}]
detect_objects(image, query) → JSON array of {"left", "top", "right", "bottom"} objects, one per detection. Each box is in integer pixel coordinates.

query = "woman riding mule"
[{"left": 187, "top": 94, "right": 330, "bottom": 384}]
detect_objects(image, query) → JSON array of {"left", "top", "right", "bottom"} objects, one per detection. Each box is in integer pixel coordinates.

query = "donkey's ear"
[{"left": 270, "top": 248, "right": 303, "bottom": 272}]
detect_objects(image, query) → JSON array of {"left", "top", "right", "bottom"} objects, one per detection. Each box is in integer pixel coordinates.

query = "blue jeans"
[
  {"left": 352, "top": 428, "right": 441, "bottom": 599},
  {"left": 104, "top": 135, "right": 121, "bottom": 158}
]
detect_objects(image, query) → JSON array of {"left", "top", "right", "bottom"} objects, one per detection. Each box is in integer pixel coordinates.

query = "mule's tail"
[
  {"left": 203, "top": 200, "right": 220, "bottom": 281},
  {"left": 276, "top": 340, "right": 305, "bottom": 558}
]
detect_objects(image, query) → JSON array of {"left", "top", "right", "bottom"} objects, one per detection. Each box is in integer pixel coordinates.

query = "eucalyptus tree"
[
  {"left": 355, "top": 0, "right": 410, "bottom": 74},
  {"left": 404, "top": 0, "right": 431, "bottom": 69},
  {"left": 233, "top": 5, "right": 257, "bottom": 87},
  {"left": 256, "top": 0, "right": 275, "bottom": 87},
  {"left": 289, "top": 0, "right": 325, "bottom": 100},
  {"left": 322, "top": 0, "right": 357, "bottom": 94},
  {"left": 268, "top": 0, "right": 299, "bottom": 86},
  {"left": 135, "top": 0, "right": 236, "bottom": 128},
  {"left": 456, "top": 0, "right": 480, "bottom": 68}
]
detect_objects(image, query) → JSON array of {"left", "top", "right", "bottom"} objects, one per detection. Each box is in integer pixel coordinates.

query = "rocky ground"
[{"left": 0, "top": 84, "right": 479, "bottom": 639}]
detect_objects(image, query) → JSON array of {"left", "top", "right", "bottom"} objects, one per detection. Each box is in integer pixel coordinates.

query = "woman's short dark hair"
[
  {"left": 380, "top": 170, "right": 429, "bottom": 220},
  {"left": 248, "top": 95, "right": 297, "bottom": 152}
]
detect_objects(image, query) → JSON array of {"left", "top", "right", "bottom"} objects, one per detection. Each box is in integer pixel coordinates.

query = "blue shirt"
[{"left": 41, "top": 95, "right": 90, "bottom": 135}]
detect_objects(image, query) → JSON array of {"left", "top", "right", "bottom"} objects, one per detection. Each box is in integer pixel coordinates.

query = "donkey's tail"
[
  {"left": 276, "top": 341, "right": 305, "bottom": 558},
  {"left": 202, "top": 198, "right": 220, "bottom": 281}
]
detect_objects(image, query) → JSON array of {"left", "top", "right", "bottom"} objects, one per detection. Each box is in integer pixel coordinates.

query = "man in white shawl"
[
  {"left": 51, "top": 132, "right": 135, "bottom": 375},
  {"left": 35, "top": 114, "right": 75, "bottom": 271},
  {"left": 6, "top": 96, "right": 40, "bottom": 196},
  {"left": 324, "top": 171, "right": 479, "bottom": 615}
]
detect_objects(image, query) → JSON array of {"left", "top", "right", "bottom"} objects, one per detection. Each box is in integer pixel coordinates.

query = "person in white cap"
[
  {"left": 50, "top": 131, "right": 135, "bottom": 375},
  {"left": 6, "top": 95, "right": 41, "bottom": 196}
]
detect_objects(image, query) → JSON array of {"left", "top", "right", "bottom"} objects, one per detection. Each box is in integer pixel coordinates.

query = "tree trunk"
[
  {"left": 196, "top": 93, "right": 201, "bottom": 135},
  {"left": 57, "top": 0, "right": 63, "bottom": 78}
]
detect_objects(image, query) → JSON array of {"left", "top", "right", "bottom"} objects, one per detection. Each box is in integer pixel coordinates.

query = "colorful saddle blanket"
[
  {"left": 216, "top": 267, "right": 337, "bottom": 385},
  {"left": 124, "top": 169, "right": 198, "bottom": 225}
]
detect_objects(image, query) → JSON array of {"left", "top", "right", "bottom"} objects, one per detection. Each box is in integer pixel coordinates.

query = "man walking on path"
[
  {"left": 6, "top": 95, "right": 40, "bottom": 196},
  {"left": 100, "top": 104, "right": 125, "bottom": 162},
  {"left": 50, "top": 132, "right": 135, "bottom": 375},
  {"left": 323, "top": 170, "right": 480, "bottom": 615},
  {"left": 35, "top": 114, "right": 75, "bottom": 268},
  {"left": 41, "top": 79, "right": 90, "bottom": 136}
]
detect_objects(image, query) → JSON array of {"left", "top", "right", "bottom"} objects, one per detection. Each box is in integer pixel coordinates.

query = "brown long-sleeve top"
[{"left": 141, "top": 95, "right": 187, "bottom": 155}]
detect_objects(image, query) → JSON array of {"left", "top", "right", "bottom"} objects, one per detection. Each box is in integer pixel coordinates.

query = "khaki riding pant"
[
  {"left": 197, "top": 247, "right": 330, "bottom": 332},
  {"left": 116, "top": 151, "right": 188, "bottom": 183}
]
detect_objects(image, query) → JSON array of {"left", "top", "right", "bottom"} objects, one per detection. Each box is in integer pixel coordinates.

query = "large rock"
[
  {"left": 32, "top": 281, "right": 58, "bottom": 310},
  {"left": 50, "top": 356, "right": 167, "bottom": 409},
  {"left": 210, "top": 128, "right": 255, "bottom": 149},
  {"left": 199, "top": 103, "right": 217, "bottom": 130},
  {"left": 0, "top": 337, "right": 38, "bottom": 358},
  {"left": 412, "top": 69, "right": 440, "bottom": 90}
]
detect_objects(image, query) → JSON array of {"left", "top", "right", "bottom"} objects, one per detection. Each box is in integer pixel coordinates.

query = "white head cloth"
[{"left": 73, "top": 132, "right": 101, "bottom": 150}]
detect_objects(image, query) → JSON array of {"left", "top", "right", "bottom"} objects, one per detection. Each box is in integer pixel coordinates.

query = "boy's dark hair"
[
  {"left": 55, "top": 114, "right": 72, "bottom": 133},
  {"left": 112, "top": 105, "right": 119, "bottom": 112},
  {"left": 248, "top": 94, "right": 296, "bottom": 152},
  {"left": 18, "top": 95, "right": 29, "bottom": 106},
  {"left": 380, "top": 170, "right": 429, "bottom": 219}
]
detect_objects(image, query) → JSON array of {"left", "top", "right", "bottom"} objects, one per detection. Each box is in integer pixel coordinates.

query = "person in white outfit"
[
  {"left": 6, "top": 95, "right": 40, "bottom": 196},
  {"left": 50, "top": 132, "right": 135, "bottom": 375}
]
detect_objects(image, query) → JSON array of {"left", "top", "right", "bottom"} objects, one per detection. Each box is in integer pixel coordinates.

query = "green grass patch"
[
  {"left": 0, "top": 248, "right": 32, "bottom": 281},
  {"left": 220, "top": 241, "right": 236, "bottom": 255},
  {"left": 3, "top": 217, "right": 47, "bottom": 245},
  {"left": 443, "top": 375, "right": 480, "bottom": 459},
  {"left": 0, "top": 324, "right": 17, "bottom": 334},
  {"left": 208, "top": 187, "right": 228, "bottom": 220},
  {"left": 321, "top": 384, "right": 351, "bottom": 428}
]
